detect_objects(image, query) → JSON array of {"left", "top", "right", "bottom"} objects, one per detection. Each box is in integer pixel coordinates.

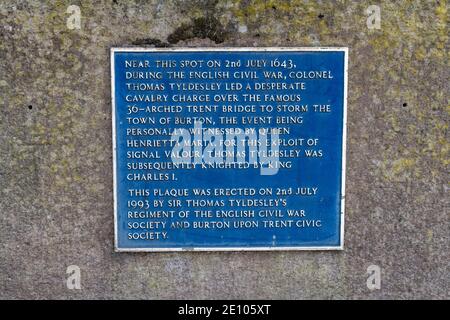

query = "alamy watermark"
[
  {"left": 66, "top": 265, "right": 81, "bottom": 290},
  {"left": 366, "top": 264, "right": 381, "bottom": 290},
  {"left": 66, "top": 5, "right": 81, "bottom": 30},
  {"left": 366, "top": 5, "right": 381, "bottom": 30},
  {"left": 170, "top": 121, "right": 281, "bottom": 176}
]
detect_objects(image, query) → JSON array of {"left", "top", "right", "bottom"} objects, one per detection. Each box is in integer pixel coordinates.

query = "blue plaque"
[{"left": 111, "top": 48, "right": 347, "bottom": 251}]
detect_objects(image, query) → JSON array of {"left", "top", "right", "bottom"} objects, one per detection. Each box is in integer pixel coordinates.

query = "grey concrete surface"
[{"left": 0, "top": 0, "right": 448, "bottom": 299}]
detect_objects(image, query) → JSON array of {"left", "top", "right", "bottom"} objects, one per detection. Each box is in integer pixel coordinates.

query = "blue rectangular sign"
[{"left": 111, "top": 48, "right": 347, "bottom": 251}]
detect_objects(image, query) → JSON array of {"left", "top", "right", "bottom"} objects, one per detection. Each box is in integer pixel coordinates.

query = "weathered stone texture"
[{"left": 0, "top": 0, "right": 448, "bottom": 299}]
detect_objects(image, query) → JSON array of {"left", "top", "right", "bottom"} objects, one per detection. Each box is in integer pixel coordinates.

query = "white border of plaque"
[{"left": 111, "top": 47, "right": 348, "bottom": 252}]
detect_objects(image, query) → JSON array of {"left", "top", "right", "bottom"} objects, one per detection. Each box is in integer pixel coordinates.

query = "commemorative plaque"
[{"left": 111, "top": 48, "right": 347, "bottom": 251}]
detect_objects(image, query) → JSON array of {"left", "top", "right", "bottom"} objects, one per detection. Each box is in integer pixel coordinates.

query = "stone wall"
[{"left": 0, "top": 0, "right": 448, "bottom": 299}]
